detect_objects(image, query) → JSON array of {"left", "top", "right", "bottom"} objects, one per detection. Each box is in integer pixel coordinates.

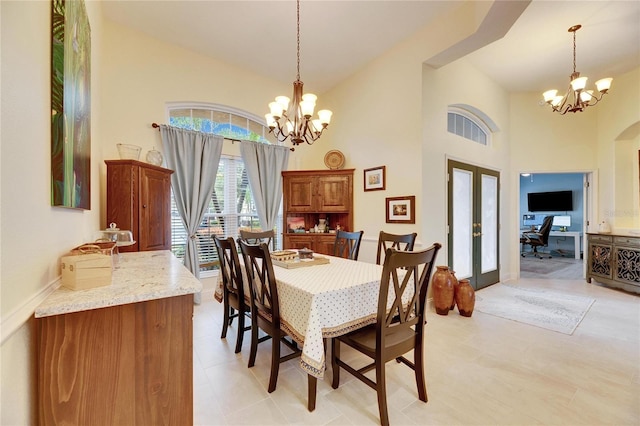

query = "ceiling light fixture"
[
  {"left": 542, "top": 24, "right": 612, "bottom": 114},
  {"left": 265, "top": 0, "right": 332, "bottom": 146}
]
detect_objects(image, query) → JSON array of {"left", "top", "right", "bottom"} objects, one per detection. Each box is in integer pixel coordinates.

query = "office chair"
[{"left": 520, "top": 215, "right": 554, "bottom": 259}]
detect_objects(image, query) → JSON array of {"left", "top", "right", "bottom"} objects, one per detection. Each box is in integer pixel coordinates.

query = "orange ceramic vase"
[
  {"left": 432, "top": 266, "right": 455, "bottom": 315},
  {"left": 455, "top": 279, "right": 475, "bottom": 317},
  {"left": 449, "top": 270, "right": 459, "bottom": 310}
]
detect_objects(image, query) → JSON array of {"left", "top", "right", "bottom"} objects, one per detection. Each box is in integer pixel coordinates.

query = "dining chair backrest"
[
  {"left": 375, "top": 231, "right": 418, "bottom": 265},
  {"left": 238, "top": 239, "right": 280, "bottom": 326},
  {"left": 378, "top": 244, "right": 441, "bottom": 335},
  {"left": 333, "top": 230, "right": 364, "bottom": 260},
  {"left": 214, "top": 236, "right": 245, "bottom": 301},
  {"left": 214, "top": 235, "right": 250, "bottom": 353},
  {"left": 239, "top": 229, "right": 275, "bottom": 249}
]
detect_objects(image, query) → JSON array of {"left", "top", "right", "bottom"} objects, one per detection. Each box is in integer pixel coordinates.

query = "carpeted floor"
[
  {"left": 475, "top": 283, "right": 595, "bottom": 334},
  {"left": 520, "top": 252, "right": 583, "bottom": 280}
]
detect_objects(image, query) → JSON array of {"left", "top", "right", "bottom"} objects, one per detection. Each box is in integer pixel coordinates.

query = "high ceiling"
[{"left": 102, "top": 1, "right": 640, "bottom": 94}]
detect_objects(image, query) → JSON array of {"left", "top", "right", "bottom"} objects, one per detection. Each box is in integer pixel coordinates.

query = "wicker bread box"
[{"left": 61, "top": 242, "right": 116, "bottom": 290}]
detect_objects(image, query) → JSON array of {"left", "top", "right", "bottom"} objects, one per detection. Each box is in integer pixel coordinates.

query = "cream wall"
[
  {"left": 1, "top": 1, "right": 103, "bottom": 423},
  {"left": 594, "top": 68, "right": 640, "bottom": 232}
]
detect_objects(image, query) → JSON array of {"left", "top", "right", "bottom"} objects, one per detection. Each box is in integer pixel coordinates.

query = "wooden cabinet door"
[
  {"left": 139, "top": 167, "right": 172, "bottom": 251},
  {"left": 315, "top": 235, "right": 337, "bottom": 256},
  {"left": 106, "top": 163, "right": 139, "bottom": 251},
  {"left": 285, "top": 176, "right": 315, "bottom": 212},
  {"left": 286, "top": 235, "right": 316, "bottom": 251},
  {"left": 316, "top": 175, "right": 351, "bottom": 212}
]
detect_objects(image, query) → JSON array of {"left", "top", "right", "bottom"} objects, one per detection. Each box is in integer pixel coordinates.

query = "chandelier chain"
[
  {"left": 572, "top": 29, "right": 577, "bottom": 74},
  {"left": 296, "top": 0, "right": 300, "bottom": 81}
]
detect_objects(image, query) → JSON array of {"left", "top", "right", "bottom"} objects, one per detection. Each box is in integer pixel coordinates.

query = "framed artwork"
[
  {"left": 364, "top": 166, "right": 385, "bottom": 191},
  {"left": 51, "top": 0, "right": 92, "bottom": 209},
  {"left": 287, "top": 216, "right": 306, "bottom": 233},
  {"left": 386, "top": 196, "right": 416, "bottom": 224}
]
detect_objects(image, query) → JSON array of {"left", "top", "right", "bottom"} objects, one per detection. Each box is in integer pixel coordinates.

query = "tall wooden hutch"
[
  {"left": 282, "top": 169, "right": 354, "bottom": 255},
  {"left": 105, "top": 160, "right": 173, "bottom": 252}
]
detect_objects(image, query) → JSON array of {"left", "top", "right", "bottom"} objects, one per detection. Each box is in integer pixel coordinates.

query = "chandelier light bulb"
[
  {"left": 595, "top": 78, "right": 612, "bottom": 93},
  {"left": 269, "top": 102, "right": 284, "bottom": 119},
  {"left": 265, "top": 114, "right": 276, "bottom": 128},
  {"left": 580, "top": 90, "right": 594, "bottom": 103},
  {"left": 570, "top": 76, "right": 587, "bottom": 91},
  {"left": 275, "top": 96, "right": 290, "bottom": 110},
  {"left": 318, "top": 109, "right": 333, "bottom": 125},
  {"left": 543, "top": 90, "right": 558, "bottom": 103}
]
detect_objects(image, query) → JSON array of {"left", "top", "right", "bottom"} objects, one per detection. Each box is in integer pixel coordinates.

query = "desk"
[{"left": 549, "top": 231, "right": 582, "bottom": 259}]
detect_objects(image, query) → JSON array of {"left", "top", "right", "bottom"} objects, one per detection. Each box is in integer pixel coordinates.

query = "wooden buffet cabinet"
[
  {"left": 282, "top": 169, "right": 354, "bottom": 255},
  {"left": 36, "top": 251, "right": 201, "bottom": 425},
  {"left": 105, "top": 160, "right": 173, "bottom": 252},
  {"left": 586, "top": 233, "right": 640, "bottom": 294}
]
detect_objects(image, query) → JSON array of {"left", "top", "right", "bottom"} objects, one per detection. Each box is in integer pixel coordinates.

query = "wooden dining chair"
[
  {"left": 333, "top": 230, "right": 364, "bottom": 260},
  {"left": 375, "top": 231, "right": 418, "bottom": 265},
  {"left": 331, "top": 243, "right": 442, "bottom": 426},
  {"left": 213, "top": 236, "right": 251, "bottom": 354},
  {"left": 238, "top": 239, "right": 302, "bottom": 393},
  {"left": 239, "top": 229, "right": 275, "bottom": 249}
]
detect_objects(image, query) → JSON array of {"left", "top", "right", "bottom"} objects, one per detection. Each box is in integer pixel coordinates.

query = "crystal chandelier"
[
  {"left": 265, "top": 0, "right": 332, "bottom": 146},
  {"left": 542, "top": 24, "right": 612, "bottom": 114}
]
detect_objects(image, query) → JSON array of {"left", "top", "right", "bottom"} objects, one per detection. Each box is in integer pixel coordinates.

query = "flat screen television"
[{"left": 527, "top": 190, "right": 573, "bottom": 212}]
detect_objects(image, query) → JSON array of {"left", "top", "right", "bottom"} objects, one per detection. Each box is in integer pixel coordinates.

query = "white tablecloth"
[
  {"left": 216, "top": 255, "right": 387, "bottom": 378},
  {"left": 274, "top": 256, "right": 386, "bottom": 377}
]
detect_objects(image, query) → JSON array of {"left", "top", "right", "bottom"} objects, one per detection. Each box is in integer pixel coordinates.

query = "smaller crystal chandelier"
[
  {"left": 542, "top": 24, "right": 612, "bottom": 114},
  {"left": 265, "top": 0, "right": 332, "bottom": 146}
]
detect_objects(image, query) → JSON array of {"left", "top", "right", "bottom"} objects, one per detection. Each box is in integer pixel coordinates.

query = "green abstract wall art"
[{"left": 51, "top": 0, "right": 91, "bottom": 209}]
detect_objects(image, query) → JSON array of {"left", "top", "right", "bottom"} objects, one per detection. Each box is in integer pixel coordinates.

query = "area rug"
[{"left": 474, "top": 284, "right": 595, "bottom": 335}]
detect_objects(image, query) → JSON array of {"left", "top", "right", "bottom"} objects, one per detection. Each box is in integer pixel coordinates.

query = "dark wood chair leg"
[
  {"left": 414, "top": 339, "right": 427, "bottom": 402},
  {"left": 307, "top": 375, "right": 317, "bottom": 411},
  {"left": 248, "top": 317, "right": 258, "bottom": 368},
  {"left": 234, "top": 310, "right": 245, "bottom": 354},
  {"left": 268, "top": 336, "right": 281, "bottom": 393},
  {"left": 331, "top": 339, "right": 340, "bottom": 389},
  {"left": 221, "top": 297, "right": 230, "bottom": 339},
  {"left": 376, "top": 361, "right": 389, "bottom": 426}
]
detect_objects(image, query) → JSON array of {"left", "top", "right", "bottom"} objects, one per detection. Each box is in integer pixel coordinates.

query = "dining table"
[{"left": 215, "top": 253, "right": 391, "bottom": 411}]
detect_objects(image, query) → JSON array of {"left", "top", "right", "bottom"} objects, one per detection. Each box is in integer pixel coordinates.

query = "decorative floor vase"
[
  {"left": 432, "top": 266, "right": 455, "bottom": 315},
  {"left": 449, "top": 270, "right": 459, "bottom": 310},
  {"left": 455, "top": 279, "right": 475, "bottom": 317}
]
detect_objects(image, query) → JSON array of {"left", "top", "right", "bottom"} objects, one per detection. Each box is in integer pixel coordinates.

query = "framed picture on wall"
[
  {"left": 386, "top": 196, "right": 415, "bottom": 224},
  {"left": 364, "top": 166, "right": 385, "bottom": 191},
  {"left": 51, "top": 0, "right": 92, "bottom": 209}
]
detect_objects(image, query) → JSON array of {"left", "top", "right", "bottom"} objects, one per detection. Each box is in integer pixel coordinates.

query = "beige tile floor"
[{"left": 193, "top": 276, "right": 640, "bottom": 425}]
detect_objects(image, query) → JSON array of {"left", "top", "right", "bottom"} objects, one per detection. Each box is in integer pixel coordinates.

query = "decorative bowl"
[{"left": 117, "top": 143, "right": 142, "bottom": 160}]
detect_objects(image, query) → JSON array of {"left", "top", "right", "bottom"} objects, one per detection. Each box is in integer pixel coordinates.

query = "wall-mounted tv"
[{"left": 527, "top": 190, "right": 573, "bottom": 212}]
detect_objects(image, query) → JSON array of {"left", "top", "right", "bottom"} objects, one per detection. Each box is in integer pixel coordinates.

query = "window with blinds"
[
  {"left": 447, "top": 108, "right": 490, "bottom": 145},
  {"left": 168, "top": 105, "right": 282, "bottom": 273}
]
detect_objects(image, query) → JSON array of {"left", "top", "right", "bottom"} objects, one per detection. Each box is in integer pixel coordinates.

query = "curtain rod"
[
  {"left": 151, "top": 122, "right": 294, "bottom": 151},
  {"left": 151, "top": 122, "right": 239, "bottom": 143}
]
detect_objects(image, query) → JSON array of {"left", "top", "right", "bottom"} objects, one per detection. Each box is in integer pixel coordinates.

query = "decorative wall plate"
[{"left": 324, "top": 150, "right": 345, "bottom": 169}]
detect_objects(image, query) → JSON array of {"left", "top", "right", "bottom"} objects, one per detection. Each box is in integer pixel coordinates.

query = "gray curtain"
[
  {"left": 160, "top": 124, "right": 223, "bottom": 279},
  {"left": 239, "top": 140, "right": 290, "bottom": 232}
]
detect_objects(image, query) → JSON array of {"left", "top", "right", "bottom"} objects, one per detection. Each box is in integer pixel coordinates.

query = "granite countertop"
[{"left": 35, "top": 250, "right": 202, "bottom": 318}]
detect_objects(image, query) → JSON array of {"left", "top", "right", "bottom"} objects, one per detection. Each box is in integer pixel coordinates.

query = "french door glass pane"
[
  {"left": 452, "top": 168, "right": 473, "bottom": 279},
  {"left": 481, "top": 174, "right": 498, "bottom": 273}
]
